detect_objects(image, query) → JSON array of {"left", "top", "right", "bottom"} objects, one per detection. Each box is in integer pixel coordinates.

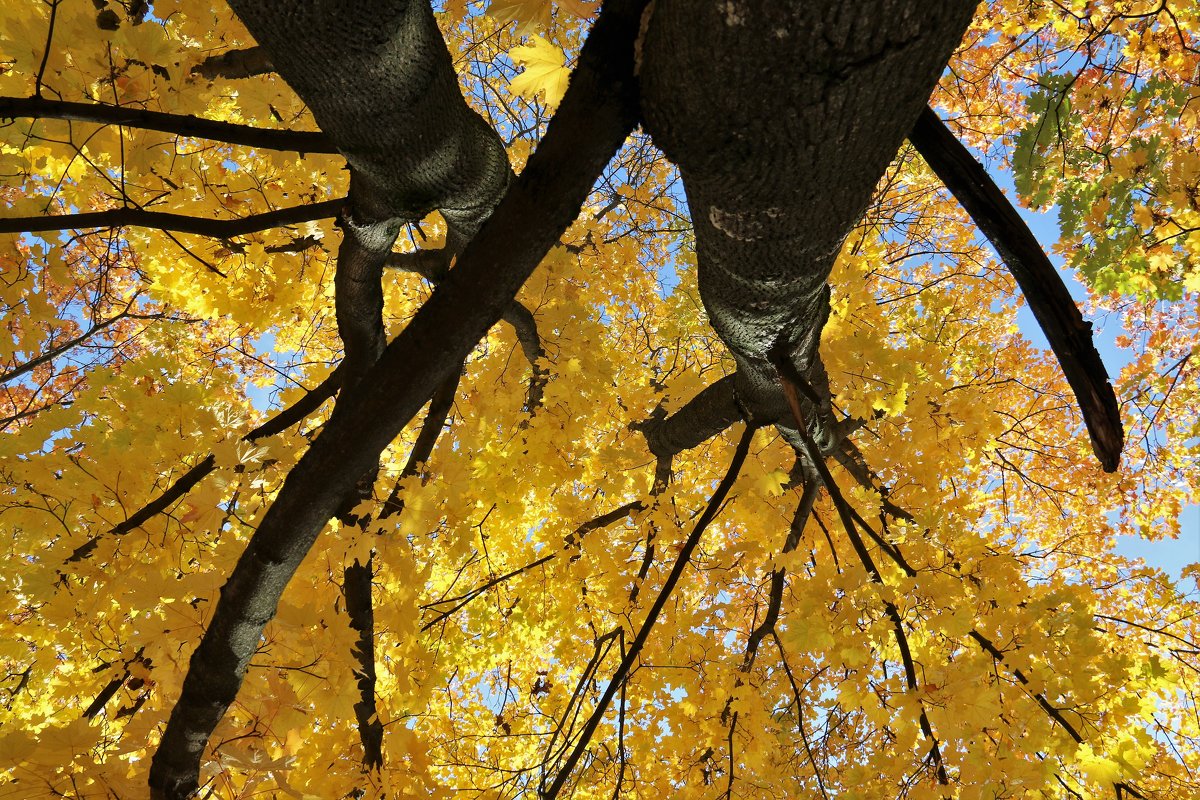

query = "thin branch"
[
  {"left": 773, "top": 359, "right": 949, "bottom": 786},
  {"left": 343, "top": 368, "right": 461, "bottom": 770},
  {"left": 0, "top": 308, "right": 173, "bottom": 385},
  {"left": 744, "top": 480, "right": 819, "bottom": 662},
  {"left": 910, "top": 106, "right": 1123, "bottom": 472},
  {"left": 0, "top": 197, "right": 343, "bottom": 238},
  {"left": 382, "top": 368, "right": 462, "bottom": 516},
  {"left": 420, "top": 554, "right": 555, "bottom": 632},
  {"left": 34, "top": 0, "right": 59, "bottom": 98},
  {"left": 541, "top": 424, "right": 757, "bottom": 799},
  {"left": 423, "top": 497, "right": 648, "bottom": 633},
  {"left": 62, "top": 365, "right": 342, "bottom": 564},
  {"left": 0, "top": 95, "right": 334, "bottom": 153},
  {"left": 386, "top": 248, "right": 546, "bottom": 413}
]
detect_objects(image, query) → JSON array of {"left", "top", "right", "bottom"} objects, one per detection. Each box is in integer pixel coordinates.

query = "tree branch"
[
  {"left": 0, "top": 95, "right": 334, "bottom": 153},
  {"left": 148, "top": 2, "right": 648, "bottom": 795},
  {"left": 0, "top": 198, "right": 343, "bottom": 238},
  {"left": 63, "top": 366, "right": 342, "bottom": 564},
  {"left": 0, "top": 307, "right": 172, "bottom": 385},
  {"left": 386, "top": 248, "right": 547, "bottom": 413},
  {"left": 191, "top": 46, "right": 274, "bottom": 81},
  {"left": 342, "top": 366, "right": 461, "bottom": 770},
  {"left": 909, "top": 106, "right": 1123, "bottom": 472},
  {"left": 636, "top": 374, "right": 744, "bottom": 459},
  {"left": 542, "top": 424, "right": 757, "bottom": 799}
]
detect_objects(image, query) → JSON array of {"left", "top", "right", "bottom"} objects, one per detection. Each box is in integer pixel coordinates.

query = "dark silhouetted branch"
[
  {"left": 149, "top": 2, "right": 648, "bottom": 795},
  {"left": 343, "top": 367, "right": 461, "bottom": 770},
  {"left": 910, "top": 106, "right": 1123, "bottom": 472},
  {"left": 387, "top": 248, "right": 546, "bottom": 413},
  {"left": 541, "top": 423, "right": 756, "bottom": 800},
  {"left": 191, "top": 46, "right": 274, "bottom": 80},
  {"left": 636, "top": 374, "right": 743, "bottom": 459},
  {"left": 63, "top": 365, "right": 342, "bottom": 564},
  {"left": 0, "top": 308, "right": 172, "bottom": 385},
  {"left": 0, "top": 198, "right": 343, "bottom": 238},
  {"left": 775, "top": 359, "right": 948, "bottom": 785},
  {"left": 0, "top": 95, "right": 334, "bottom": 152}
]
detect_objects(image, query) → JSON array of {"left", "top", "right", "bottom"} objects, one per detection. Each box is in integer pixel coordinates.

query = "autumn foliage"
[{"left": 1, "top": 1, "right": 1199, "bottom": 798}]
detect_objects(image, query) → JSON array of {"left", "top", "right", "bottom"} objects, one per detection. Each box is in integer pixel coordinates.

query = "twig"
[
  {"left": 62, "top": 365, "right": 342, "bottom": 564},
  {"left": 0, "top": 197, "right": 343, "bottom": 237},
  {"left": 541, "top": 424, "right": 757, "bottom": 799}
]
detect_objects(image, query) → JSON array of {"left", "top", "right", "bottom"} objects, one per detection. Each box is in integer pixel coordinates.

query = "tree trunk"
[{"left": 639, "top": 0, "right": 979, "bottom": 447}]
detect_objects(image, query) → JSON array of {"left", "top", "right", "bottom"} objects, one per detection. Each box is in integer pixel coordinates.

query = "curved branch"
[
  {"left": 0, "top": 95, "right": 334, "bottom": 153},
  {"left": 909, "top": 106, "right": 1123, "bottom": 472},
  {"left": 0, "top": 198, "right": 343, "bottom": 238},
  {"left": 343, "top": 368, "right": 460, "bottom": 772}
]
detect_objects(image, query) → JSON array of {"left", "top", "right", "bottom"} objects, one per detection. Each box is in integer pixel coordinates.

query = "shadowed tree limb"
[
  {"left": 341, "top": 366, "right": 462, "bottom": 771},
  {"left": 63, "top": 365, "right": 342, "bottom": 565},
  {"left": 635, "top": 374, "right": 743, "bottom": 459},
  {"left": 775, "top": 360, "right": 949, "bottom": 785},
  {"left": 718, "top": 478, "right": 820, "bottom": 794},
  {"left": 148, "top": 2, "right": 648, "bottom": 795},
  {"left": 386, "top": 248, "right": 546, "bottom": 414},
  {"left": 909, "top": 106, "right": 1123, "bottom": 472},
  {"left": 0, "top": 95, "right": 334, "bottom": 152},
  {"left": 0, "top": 198, "right": 343, "bottom": 238},
  {"left": 806, "top": 384, "right": 1147, "bottom": 798},
  {"left": 191, "top": 46, "right": 273, "bottom": 80}
]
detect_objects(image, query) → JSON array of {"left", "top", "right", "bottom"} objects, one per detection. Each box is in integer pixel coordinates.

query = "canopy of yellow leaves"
[{"left": 0, "top": 1, "right": 1197, "bottom": 798}]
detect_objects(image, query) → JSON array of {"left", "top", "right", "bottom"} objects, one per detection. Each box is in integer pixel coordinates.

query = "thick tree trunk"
[
  {"left": 639, "top": 0, "right": 979, "bottom": 448},
  {"left": 148, "top": 2, "right": 648, "bottom": 796},
  {"left": 223, "top": 0, "right": 509, "bottom": 232}
]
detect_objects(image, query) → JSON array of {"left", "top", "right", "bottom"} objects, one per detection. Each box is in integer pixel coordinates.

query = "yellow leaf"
[
  {"left": 759, "top": 469, "right": 789, "bottom": 498},
  {"left": 487, "top": 0, "right": 551, "bottom": 35},
  {"left": 508, "top": 36, "right": 570, "bottom": 110}
]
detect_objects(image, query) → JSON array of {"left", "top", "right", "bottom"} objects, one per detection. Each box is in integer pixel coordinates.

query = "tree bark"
[
  {"left": 639, "top": 0, "right": 979, "bottom": 449},
  {"left": 222, "top": 0, "right": 509, "bottom": 233}
]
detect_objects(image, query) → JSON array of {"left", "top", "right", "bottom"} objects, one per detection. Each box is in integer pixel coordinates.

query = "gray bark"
[{"left": 639, "top": 0, "right": 979, "bottom": 448}]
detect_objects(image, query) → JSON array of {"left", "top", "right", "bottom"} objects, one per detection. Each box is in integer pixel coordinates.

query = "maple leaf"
[
  {"left": 486, "top": 0, "right": 552, "bottom": 36},
  {"left": 507, "top": 36, "right": 570, "bottom": 110}
]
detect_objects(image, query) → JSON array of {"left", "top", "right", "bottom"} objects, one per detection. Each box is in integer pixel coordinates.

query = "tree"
[{"left": 1, "top": 0, "right": 1198, "bottom": 797}]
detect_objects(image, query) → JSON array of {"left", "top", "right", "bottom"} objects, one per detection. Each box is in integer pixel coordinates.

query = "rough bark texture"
[
  {"left": 223, "top": 0, "right": 514, "bottom": 391},
  {"left": 222, "top": 0, "right": 509, "bottom": 232},
  {"left": 639, "top": 0, "right": 979, "bottom": 448},
  {"left": 148, "top": 1, "right": 647, "bottom": 795}
]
